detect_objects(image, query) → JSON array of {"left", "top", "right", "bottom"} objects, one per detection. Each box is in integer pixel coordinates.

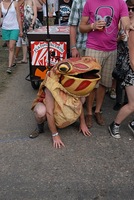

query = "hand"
[
  {"left": 71, "top": 48, "right": 80, "bottom": 57},
  {"left": 130, "top": 23, "right": 134, "bottom": 31},
  {"left": 28, "top": 26, "right": 33, "bottom": 31},
  {"left": 52, "top": 135, "right": 65, "bottom": 148},
  {"left": 19, "top": 31, "right": 23, "bottom": 37},
  {"left": 94, "top": 20, "right": 106, "bottom": 31},
  {"left": 79, "top": 123, "right": 91, "bottom": 137},
  {"left": 119, "top": 33, "right": 127, "bottom": 41}
]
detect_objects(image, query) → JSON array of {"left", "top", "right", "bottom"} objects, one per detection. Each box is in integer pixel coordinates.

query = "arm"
[
  {"left": 15, "top": 1, "right": 23, "bottom": 36},
  {"left": 35, "top": 0, "right": 45, "bottom": 11},
  {"left": 0, "top": 3, "right": 1, "bottom": 27},
  {"left": 35, "top": 1, "right": 42, "bottom": 11},
  {"left": 45, "top": 88, "right": 65, "bottom": 148},
  {"left": 31, "top": 0, "right": 37, "bottom": 27},
  {"left": 79, "top": 98, "right": 91, "bottom": 137},
  {"left": 70, "top": 25, "right": 80, "bottom": 57},
  {"left": 128, "top": 30, "right": 134, "bottom": 71},
  {"left": 79, "top": 16, "right": 93, "bottom": 33},
  {"left": 120, "top": 16, "right": 130, "bottom": 35},
  {"left": 79, "top": 16, "right": 106, "bottom": 33}
]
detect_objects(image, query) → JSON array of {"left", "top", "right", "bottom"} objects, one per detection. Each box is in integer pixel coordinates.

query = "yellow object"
[{"left": 32, "top": 56, "right": 101, "bottom": 128}]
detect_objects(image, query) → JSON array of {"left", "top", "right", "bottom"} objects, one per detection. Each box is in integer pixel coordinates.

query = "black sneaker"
[
  {"left": 128, "top": 120, "right": 134, "bottom": 134},
  {"left": 108, "top": 122, "right": 121, "bottom": 139}
]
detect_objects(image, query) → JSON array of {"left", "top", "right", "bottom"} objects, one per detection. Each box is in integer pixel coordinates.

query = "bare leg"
[
  {"left": 86, "top": 88, "right": 96, "bottom": 115},
  {"left": 33, "top": 102, "right": 47, "bottom": 124},
  {"left": 22, "top": 45, "right": 28, "bottom": 62},
  {"left": 85, "top": 89, "right": 96, "bottom": 128},
  {"left": 94, "top": 84, "right": 106, "bottom": 126},
  {"left": 95, "top": 84, "right": 106, "bottom": 113},
  {"left": 115, "top": 86, "right": 134, "bottom": 124},
  {"left": 15, "top": 46, "right": 21, "bottom": 60},
  {"left": 8, "top": 40, "right": 16, "bottom": 67},
  {"left": 29, "top": 102, "right": 46, "bottom": 139}
]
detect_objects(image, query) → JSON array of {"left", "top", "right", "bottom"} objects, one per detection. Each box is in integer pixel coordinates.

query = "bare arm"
[
  {"left": 79, "top": 98, "right": 91, "bottom": 137},
  {"left": 45, "top": 88, "right": 65, "bottom": 148},
  {"left": 15, "top": 1, "right": 23, "bottom": 35},
  {"left": 79, "top": 16, "right": 93, "bottom": 33},
  {"left": 0, "top": 3, "right": 1, "bottom": 26},
  {"left": 79, "top": 16, "right": 106, "bottom": 33},
  {"left": 70, "top": 25, "right": 80, "bottom": 57},
  {"left": 120, "top": 16, "right": 130, "bottom": 35},
  {"left": 31, "top": 0, "right": 38, "bottom": 26},
  {"left": 35, "top": 0, "right": 45, "bottom": 11},
  {"left": 128, "top": 30, "right": 134, "bottom": 71}
]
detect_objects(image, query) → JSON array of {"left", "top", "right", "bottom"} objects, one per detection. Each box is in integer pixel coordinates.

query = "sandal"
[
  {"left": 11, "top": 63, "right": 16, "bottom": 67},
  {"left": 6, "top": 67, "right": 12, "bottom": 74},
  {"left": 17, "top": 60, "right": 28, "bottom": 64}
]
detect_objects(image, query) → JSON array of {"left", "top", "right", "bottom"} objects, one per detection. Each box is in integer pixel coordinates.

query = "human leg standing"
[{"left": 109, "top": 85, "right": 134, "bottom": 138}]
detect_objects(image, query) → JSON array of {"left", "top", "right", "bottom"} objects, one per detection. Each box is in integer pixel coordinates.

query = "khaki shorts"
[
  {"left": 86, "top": 48, "right": 117, "bottom": 88},
  {"left": 78, "top": 48, "right": 86, "bottom": 57}
]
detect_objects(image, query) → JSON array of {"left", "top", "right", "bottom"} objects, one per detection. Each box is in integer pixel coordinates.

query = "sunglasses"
[{"left": 128, "top": 7, "right": 134, "bottom": 12}]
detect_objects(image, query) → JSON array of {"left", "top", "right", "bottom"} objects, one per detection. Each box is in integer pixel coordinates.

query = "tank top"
[{"left": 1, "top": 1, "right": 19, "bottom": 30}]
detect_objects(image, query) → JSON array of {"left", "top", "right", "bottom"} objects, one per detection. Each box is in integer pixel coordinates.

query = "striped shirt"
[{"left": 68, "top": 0, "right": 87, "bottom": 50}]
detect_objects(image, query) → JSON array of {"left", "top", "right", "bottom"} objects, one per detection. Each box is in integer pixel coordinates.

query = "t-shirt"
[
  {"left": 82, "top": 0, "right": 128, "bottom": 51},
  {"left": 59, "top": 0, "right": 72, "bottom": 23}
]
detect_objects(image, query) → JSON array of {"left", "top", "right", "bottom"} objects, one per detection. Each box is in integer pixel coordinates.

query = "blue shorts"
[{"left": 2, "top": 29, "right": 19, "bottom": 41}]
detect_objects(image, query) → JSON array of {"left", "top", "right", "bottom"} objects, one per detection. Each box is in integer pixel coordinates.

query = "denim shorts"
[{"left": 2, "top": 29, "right": 19, "bottom": 41}]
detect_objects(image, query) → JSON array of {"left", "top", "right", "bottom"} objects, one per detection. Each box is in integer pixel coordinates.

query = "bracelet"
[
  {"left": 91, "top": 23, "right": 95, "bottom": 31},
  {"left": 52, "top": 132, "right": 59, "bottom": 137},
  {"left": 71, "top": 45, "right": 76, "bottom": 50}
]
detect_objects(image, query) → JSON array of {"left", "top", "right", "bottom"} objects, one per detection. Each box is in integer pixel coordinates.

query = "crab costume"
[{"left": 32, "top": 56, "right": 101, "bottom": 128}]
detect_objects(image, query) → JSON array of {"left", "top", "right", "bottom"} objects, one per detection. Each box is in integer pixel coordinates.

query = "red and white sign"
[{"left": 30, "top": 41, "right": 67, "bottom": 66}]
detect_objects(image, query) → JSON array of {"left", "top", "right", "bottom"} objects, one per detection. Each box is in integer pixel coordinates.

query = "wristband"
[
  {"left": 71, "top": 45, "right": 76, "bottom": 50},
  {"left": 52, "top": 132, "right": 59, "bottom": 137}
]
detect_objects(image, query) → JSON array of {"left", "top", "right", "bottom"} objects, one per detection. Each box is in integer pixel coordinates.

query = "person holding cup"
[{"left": 79, "top": 0, "right": 131, "bottom": 128}]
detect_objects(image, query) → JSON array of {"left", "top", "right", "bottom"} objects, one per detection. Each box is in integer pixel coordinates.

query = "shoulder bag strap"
[{"left": 4, "top": 0, "right": 14, "bottom": 18}]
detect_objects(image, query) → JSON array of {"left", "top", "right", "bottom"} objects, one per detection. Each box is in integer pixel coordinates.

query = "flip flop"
[
  {"left": 17, "top": 60, "right": 28, "bottom": 64},
  {"left": 11, "top": 63, "right": 16, "bottom": 67}
]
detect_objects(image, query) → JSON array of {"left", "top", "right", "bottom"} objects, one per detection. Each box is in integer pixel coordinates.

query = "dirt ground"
[{"left": 0, "top": 38, "right": 22, "bottom": 93}]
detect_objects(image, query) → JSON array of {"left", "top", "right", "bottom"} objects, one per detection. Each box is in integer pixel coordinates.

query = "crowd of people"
[{"left": 0, "top": 0, "right": 134, "bottom": 148}]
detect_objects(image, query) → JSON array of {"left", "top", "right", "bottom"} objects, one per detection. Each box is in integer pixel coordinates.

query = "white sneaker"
[
  {"left": 128, "top": 120, "right": 134, "bottom": 134},
  {"left": 110, "top": 88, "right": 116, "bottom": 99},
  {"left": 108, "top": 122, "right": 121, "bottom": 139}
]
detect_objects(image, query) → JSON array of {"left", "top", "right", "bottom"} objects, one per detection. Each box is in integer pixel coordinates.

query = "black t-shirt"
[{"left": 59, "top": 0, "right": 72, "bottom": 24}]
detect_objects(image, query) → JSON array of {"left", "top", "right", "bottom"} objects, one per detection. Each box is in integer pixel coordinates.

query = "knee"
[
  {"left": 9, "top": 46, "right": 14, "bottom": 52},
  {"left": 34, "top": 106, "right": 46, "bottom": 119}
]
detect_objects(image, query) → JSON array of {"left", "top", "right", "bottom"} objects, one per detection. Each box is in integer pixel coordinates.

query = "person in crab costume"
[{"left": 29, "top": 56, "right": 101, "bottom": 148}]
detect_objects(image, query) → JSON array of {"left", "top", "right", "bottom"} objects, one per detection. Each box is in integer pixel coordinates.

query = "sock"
[{"left": 114, "top": 122, "right": 120, "bottom": 126}]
